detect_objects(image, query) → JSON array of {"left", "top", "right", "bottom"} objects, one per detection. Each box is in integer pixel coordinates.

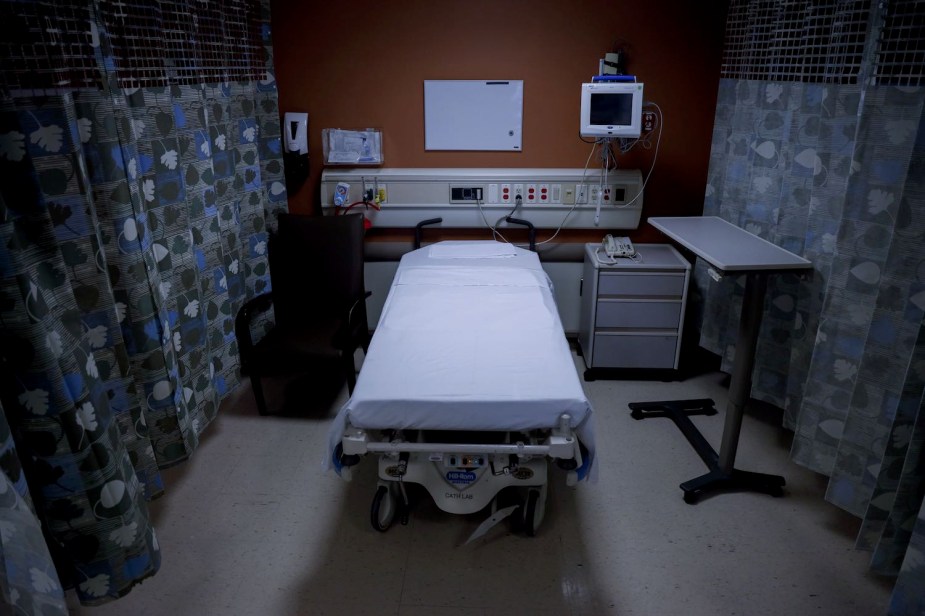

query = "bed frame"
[{"left": 326, "top": 241, "right": 595, "bottom": 538}]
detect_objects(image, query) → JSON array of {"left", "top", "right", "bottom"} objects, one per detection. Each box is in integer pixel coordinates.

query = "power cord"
[
  {"left": 594, "top": 245, "right": 618, "bottom": 266},
  {"left": 494, "top": 193, "right": 522, "bottom": 229},
  {"left": 476, "top": 197, "right": 512, "bottom": 245},
  {"left": 487, "top": 102, "right": 663, "bottom": 248},
  {"left": 335, "top": 199, "right": 380, "bottom": 215},
  {"left": 593, "top": 244, "right": 644, "bottom": 266},
  {"left": 613, "top": 101, "right": 663, "bottom": 210},
  {"left": 536, "top": 140, "right": 598, "bottom": 246}
]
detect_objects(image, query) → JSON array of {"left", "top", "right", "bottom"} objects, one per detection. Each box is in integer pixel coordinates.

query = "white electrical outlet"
[
  {"left": 589, "top": 186, "right": 601, "bottom": 204},
  {"left": 513, "top": 183, "right": 524, "bottom": 203}
]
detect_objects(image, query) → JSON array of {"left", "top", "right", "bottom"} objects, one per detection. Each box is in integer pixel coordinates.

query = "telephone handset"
[{"left": 603, "top": 234, "right": 635, "bottom": 258}]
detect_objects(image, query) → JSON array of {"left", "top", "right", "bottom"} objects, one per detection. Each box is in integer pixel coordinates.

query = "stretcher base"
[{"left": 377, "top": 452, "right": 548, "bottom": 515}]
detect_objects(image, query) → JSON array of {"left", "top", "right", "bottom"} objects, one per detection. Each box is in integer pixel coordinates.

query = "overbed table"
[{"left": 631, "top": 216, "right": 812, "bottom": 503}]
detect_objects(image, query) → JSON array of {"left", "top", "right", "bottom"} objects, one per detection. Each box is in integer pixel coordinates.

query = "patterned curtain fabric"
[
  {"left": 0, "top": 0, "right": 286, "bottom": 611},
  {"left": 699, "top": 3, "right": 925, "bottom": 614},
  {"left": 0, "top": 400, "right": 68, "bottom": 614}
]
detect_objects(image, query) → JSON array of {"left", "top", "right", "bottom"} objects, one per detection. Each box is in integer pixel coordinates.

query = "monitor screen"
[
  {"left": 590, "top": 93, "right": 634, "bottom": 127},
  {"left": 580, "top": 82, "right": 643, "bottom": 138}
]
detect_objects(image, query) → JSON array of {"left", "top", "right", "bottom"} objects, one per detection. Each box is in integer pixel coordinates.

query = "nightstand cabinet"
[{"left": 578, "top": 243, "right": 690, "bottom": 378}]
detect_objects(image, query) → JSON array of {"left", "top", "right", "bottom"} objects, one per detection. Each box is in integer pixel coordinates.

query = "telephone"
[{"left": 603, "top": 234, "right": 635, "bottom": 258}]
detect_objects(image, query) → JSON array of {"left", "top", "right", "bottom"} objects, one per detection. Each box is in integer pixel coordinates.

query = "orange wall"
[{"left": 270, "top": 0, "right": 727, "bottom": 243}]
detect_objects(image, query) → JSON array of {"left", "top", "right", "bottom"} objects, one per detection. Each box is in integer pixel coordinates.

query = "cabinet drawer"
[
  {"left": 591, "top": 333, "right": 678, "bottom": 369},
  {"left": 598, "top": 272, "right": 685, "bottom": 297},
  {"left": 596, "top": 300, "right": 681, "bottom": 329}
]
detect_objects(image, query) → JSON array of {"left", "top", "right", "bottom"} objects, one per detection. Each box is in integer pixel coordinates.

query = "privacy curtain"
[
  {"left": 0, "top": 0, "right": 286, "bottom": 611},
  {"left": 697, "top": 1, "right": 924, "bottom": 614}
]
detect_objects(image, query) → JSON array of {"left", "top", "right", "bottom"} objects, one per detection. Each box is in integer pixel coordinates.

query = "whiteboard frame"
[{"left": 423, "top": 80, "right": 523, "bottom": 151}]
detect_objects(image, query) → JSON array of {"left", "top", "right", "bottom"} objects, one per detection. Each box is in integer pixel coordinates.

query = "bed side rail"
[
  {"left": 348, "top": 439, "right": 574, "bottom": 458},
  {"left": 414, "top": 217, "right": 443, "bottom": 250},
  {"left": 341, "top": 414, "right": 581, "bottom": 461}
]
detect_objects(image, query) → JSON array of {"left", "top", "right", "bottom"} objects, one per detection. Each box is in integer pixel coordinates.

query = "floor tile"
[{"left": 70, "top": 360, "right": 894, "bottom": 616}]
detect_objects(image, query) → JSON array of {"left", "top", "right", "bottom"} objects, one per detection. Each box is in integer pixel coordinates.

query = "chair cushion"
[{"left": 249, "top": 320, "right": 346, "bottom": 374}]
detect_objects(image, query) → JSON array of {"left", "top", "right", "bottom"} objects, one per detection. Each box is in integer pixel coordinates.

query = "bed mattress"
[{"left": 326, "top": 241, "right": 595, "bottom": 470}]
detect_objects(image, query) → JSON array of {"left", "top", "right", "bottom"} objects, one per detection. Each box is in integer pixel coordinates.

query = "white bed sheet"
[{"left": 326, "top": 241, "right": 595, "bottom": 472}]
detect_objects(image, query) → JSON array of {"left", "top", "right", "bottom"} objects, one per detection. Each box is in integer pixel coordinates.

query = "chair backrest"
[{"left": 269, "top": 213, "right": 366, "bottom": 327}]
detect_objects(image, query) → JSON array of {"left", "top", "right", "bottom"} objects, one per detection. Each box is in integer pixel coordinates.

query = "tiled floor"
[{"left": 72, "top": 352, "right": 894, "bottom": 615}]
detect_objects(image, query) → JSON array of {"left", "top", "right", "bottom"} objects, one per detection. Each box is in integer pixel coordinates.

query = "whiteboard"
[{"left": 424, "top": 80, "right": 523, "bottom": 151}]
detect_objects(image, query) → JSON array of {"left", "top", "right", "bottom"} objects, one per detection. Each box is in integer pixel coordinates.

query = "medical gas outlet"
[{"left": 362, "top": 177, "right": 388, "bottom": 204}]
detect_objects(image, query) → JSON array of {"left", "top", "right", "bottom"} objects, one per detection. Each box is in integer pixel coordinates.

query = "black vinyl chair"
[{"left": 235, "top": 212, "right": 370, "bottom": 415}]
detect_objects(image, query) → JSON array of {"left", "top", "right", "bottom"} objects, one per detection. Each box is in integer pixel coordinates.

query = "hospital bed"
[{"left": 326, "top": 240, "right": 595, "bottom": 538}]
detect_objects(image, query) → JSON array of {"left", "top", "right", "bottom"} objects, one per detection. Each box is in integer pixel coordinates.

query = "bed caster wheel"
[
  {"left": 371, "top": 485, "right": 397, "bottom": 532},
  {"left": 522, "top": 486, "right": 547, "bottom": 537},
  {"left": 682, "top": 490, "right": 699, "bottom": 505}
]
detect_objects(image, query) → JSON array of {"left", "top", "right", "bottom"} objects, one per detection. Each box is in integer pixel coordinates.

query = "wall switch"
[{"left": 550, "top": 184, "right": 560, "bottom": 203}]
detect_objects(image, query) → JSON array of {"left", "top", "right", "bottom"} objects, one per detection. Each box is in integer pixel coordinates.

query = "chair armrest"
[
  {"left": 332, "top": 291, "right": 371, "bottom": 348},
  {"left": 344, "top": 291, "right": 372, "bottom": 333},
  {"left": 234, "top": 292, "right": 274, "bottom": 374}
]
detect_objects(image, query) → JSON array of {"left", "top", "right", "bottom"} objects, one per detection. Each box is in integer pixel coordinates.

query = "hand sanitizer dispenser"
[
  {"left": 283, "top": 112, "right": 309, "bottom": 192},
  {"left": 284, "top": 112, "right": 308, "bottom": 154}
]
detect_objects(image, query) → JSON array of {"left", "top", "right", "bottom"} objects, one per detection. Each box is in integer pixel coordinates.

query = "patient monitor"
[{"left": 580, "top": 82, "right": 644, "bottom": 138}]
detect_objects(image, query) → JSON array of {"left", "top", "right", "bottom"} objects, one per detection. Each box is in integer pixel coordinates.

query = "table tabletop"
[{"left": 648, "top": 216, "right": 812, "bottom": 273}]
